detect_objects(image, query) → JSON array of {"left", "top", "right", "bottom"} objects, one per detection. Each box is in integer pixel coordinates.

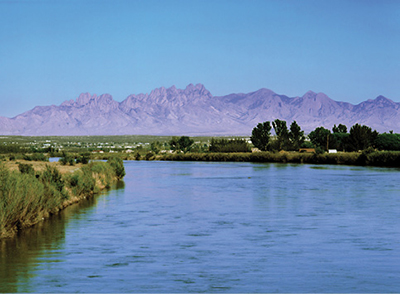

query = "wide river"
[{"left": 1, "top": 161, "right": 400, "bottom": 292}]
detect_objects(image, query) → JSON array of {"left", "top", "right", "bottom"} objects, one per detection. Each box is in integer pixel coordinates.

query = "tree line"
[{"left": 251, "top": 119, "right": 400, "bottom": 152}]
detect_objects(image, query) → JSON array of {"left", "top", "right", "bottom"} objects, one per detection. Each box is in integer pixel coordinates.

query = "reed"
[{"left": 0, "top": 161, "right": 124, "bottom": 239}]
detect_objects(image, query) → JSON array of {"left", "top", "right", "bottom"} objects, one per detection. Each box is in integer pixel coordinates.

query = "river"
[{"left": 1, "top": 161, "right": 399, "bottom": 292}]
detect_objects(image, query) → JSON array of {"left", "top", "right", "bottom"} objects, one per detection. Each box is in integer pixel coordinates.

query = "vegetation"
[
  {"left": 169, "top": 136, "right": 194, "bottom": 153},
  {"left": 250, "top": 121, "right": 272, "bottom": 151},
  {"left": 23, "top": 153, "right": 49, "bottom": 161},
  {"left": 209, "top": 138, "right": 250, "bottom": 153},
  {"left": 288, "top": 121, "right": 305, "bottom": 151},
  {"left": 2, "top": 119, "right": 400, "bottom": 169},
  {"left": 347, "top": 124, "right": 378, "bottom": 152},
  {"left": 160, "top": 150, "right": 400, "bottom": 167},
  {"left": 272, "top": 119, "right": 290, "bottom": 150},
  {"left": 59, "top": 151, "right": 75, "bottom": 165},
  {"left": 107, "top": 157, "right": 126, "bottom": 180},
  {"left": 0, "top": 160, "right": 125, "bottom": 239},
  {"left": 308, "top": 126, "right": 331, "bottom": 150},
  {"left": 251, "top": 119, "right": 398, "bottom": 154},
  {"left": 18, "top": 163, "right": 35, "bottom": 175},
  {"left": 374, "top": 133, "right": 400, "bottom": 151}
]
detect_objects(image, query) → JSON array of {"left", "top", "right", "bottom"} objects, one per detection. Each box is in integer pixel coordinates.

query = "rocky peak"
[
  {"left": 184, "top": 83, "right": 212, "bottom": 98},
  {"left": 358, "top": 95, "right": 398, "bottom": 110},
  {"left": 374, "top": 95, "right": 394, "bottom": 105},
  {"left": 302, "top": 90, "right": 317, "bottom": 99},
  {"left": 61, "top": 99, "right": 75, "bottom": 107},
  {"left": 76, "top": 93, "right": 95, "bottom": 106},
  {"left": 95, "top": 93, "right": 114, "bottom": 103},
  {"left": 149, "top": 86, "right": 167, "bottom": 97}
]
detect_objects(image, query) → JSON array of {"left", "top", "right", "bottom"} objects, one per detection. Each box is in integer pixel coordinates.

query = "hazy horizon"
[{"left": 1, "top": 0, "right": 399, "bottom": 117}]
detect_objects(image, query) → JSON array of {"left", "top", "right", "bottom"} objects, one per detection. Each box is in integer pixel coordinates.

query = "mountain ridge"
[{"left": 1, "top": 84, "right": 399, "bottom": 136}]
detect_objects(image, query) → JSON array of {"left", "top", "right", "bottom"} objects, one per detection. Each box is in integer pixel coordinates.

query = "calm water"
[{"left": 1, "top": 161, "right": 400, "bottom": 293}]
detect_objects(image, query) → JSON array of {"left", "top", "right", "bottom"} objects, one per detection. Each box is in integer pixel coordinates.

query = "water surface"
[{"left": 1, "top": 161, "right": 399, "bottom": 292}]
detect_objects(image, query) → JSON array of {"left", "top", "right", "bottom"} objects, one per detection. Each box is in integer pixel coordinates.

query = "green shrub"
[
  {"left": 65, "top": 165, "right": 96, "bottom": 196},
  {"left": 0, "top": 157, "right": 126, "bottom": 239},
  {"left": 76, "top": 153, "right": 90, "bottom": 164},
  {"left": 134, "top": 152, "right": 141, "bottom": 160},
  {"left": 18, "top": 163, "right": 34, "bottom": 175},
  {"left": 0, "top": 163, "right": 67, "bottom": 238},
  {"left": 106, "top": 157, "right": 126, "bottom": 179},
  {"left": 145, "top": 152, "right": 155, "bottom": 161},
  {"left": 59, "top": 152, "right": 75, "bottom": 166},
  {"left": 23, "top": 153, "right": 49, "bottom": 161},
  {"left": 209, "top": 138, "right": 251, "bottom": 153}
]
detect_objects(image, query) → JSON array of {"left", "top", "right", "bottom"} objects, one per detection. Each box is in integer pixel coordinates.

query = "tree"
[
  {"left": 59, "top": 151, "right": 75, "bottom": 166},
  {"left": 332, "top": 124, "right": 347, "bottom": 134},
  {"left": 331, "top": 124, "right": 349, "bottom": 151},
  {"left": 288, "top": 120, "right": 305, "bottom": 150},
  {"left": 251, "top": 121, "right": 272, "bottom": 151},
  {"left": 330, "top": 132, "right": 349, "bottom": 151},
  {"left": 169, "top": 136, "right": 194, "bottom": 153},
  {"left": 76, "top": 153, "right": 90, "bottom": 164},
  {"left": 272, "top": 119, "right": 289, "bottom": 150},
  {"left": 347, "top": 124, "right": 378, "bottom": 151},
  {"left": 150, "top": 141, "right": 162, "bottom": 154},
  {"left": 308, "top": 127, "right": 331, "bottom": 150},
  {"left": 375, "top": 133, "right": 400, "bottom": 151}
]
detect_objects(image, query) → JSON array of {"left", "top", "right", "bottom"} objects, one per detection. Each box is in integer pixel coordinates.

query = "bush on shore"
[
  {"left": 160, "top": 150, "right": 400, "bottom": 167},
  {"left": 107, "top": 157, "right": 126, "bottom": 179}
]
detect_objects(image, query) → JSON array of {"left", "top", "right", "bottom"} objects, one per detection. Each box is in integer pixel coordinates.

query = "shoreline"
[{"left": 154, "top": 150, "right": 400, "bottom": 168}]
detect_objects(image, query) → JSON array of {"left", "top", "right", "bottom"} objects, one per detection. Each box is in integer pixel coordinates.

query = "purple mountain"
[{"left": 0, "top": 84, "right": 399, "bottom": 136}]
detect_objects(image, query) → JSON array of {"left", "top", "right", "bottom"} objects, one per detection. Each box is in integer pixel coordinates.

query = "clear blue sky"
[{"left": 0, "top": 0, "right": 399, "bottom": 117}]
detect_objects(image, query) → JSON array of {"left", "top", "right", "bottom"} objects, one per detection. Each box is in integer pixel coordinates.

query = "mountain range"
[{"left": 1, "top": 83, "right": 399, "bottom": 136}]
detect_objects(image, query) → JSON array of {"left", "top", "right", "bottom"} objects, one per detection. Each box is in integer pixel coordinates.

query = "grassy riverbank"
[
  {"left": 0, "top": 158, "right": 125, "bottom": 239},
  {"left": 159, "top": 150, "right": 400, "bottom": 167}
]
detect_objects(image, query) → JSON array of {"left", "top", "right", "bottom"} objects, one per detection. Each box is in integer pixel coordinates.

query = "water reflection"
[
  {"left": 1, "top": 162, "right": 399, "bottom": 292},
  {"left": 0, "top": 181, "right": 125, "bottom": 293}
]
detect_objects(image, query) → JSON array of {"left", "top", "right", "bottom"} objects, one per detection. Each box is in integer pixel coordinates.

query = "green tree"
[
  {"left": 308, "top": 126, "right": 331, "bottom": 151},
  {"left": 169, "top": 136, "right": 194, "bottom": 153},
  {"left": 332, "top": 124, "right": 347, "bottom": 134},
  {"left": 169, "top": 137, "right": 180, "bottom": 152},
  {"left": 76, "top": 153, "right": 90, "bottom": 164},
  {"left": 331, "top": 124, "right": 349, "bottom": 151},
  {"left": 330, "top": 132, "right": 349, "bottom": 151},
  {"left": 347, "top": 124, "right": 378, "bottom": 151},
  {"left": 272, "top": 119, "right": 289, "bottom": 150},
  {"left": 375, "top": 133, "right": 400, "bottom": 151},
  {"left": 150, "top": 141, "right": 162, "bottom": 154},
  {"left": 288, "top": 120, "right": 305, "bottom": 150},
  {"left": 250, "top": 121, "right": 272, "bottom": 151}
]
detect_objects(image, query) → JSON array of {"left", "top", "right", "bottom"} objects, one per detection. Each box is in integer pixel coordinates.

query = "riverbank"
[
  {"left": 158, "top": 150, "right": 400, "bottom": 167},
  {"left": 0, "top": 158, "right": 125, "bottom": 239}
]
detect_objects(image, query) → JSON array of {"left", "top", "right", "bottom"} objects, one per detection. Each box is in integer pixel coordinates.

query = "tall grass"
[{"left": 0, "top": 161, "right": 124, "bottom": 239}]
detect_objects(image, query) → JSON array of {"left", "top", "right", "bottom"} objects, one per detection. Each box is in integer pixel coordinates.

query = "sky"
[{"left": 0, "top": 0, "right": 399, "bottom": 117}]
